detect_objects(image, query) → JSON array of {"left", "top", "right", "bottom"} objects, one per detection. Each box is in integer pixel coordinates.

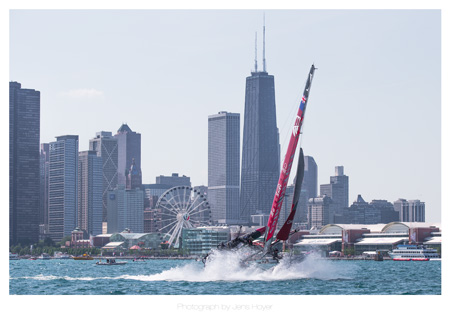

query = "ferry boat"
[{"left": 388, "top": 245, "right": 440, "bottom": 261}]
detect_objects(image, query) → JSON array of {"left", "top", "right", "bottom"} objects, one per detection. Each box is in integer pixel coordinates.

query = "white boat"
[
  {"left": 388, "top": 245, "right": 440, "bottom": 261},
  {"left": 9, "top": 253, "right": 19, "bottom": 260},
  {"left": 95, "top": 258, "right": 127, "bottom": 265},
  {"left": 37, "top": 253, "right": 51, "bottom": 260},
  {"left": 54, "top": 252, "right": 71, "bottom": 259}
]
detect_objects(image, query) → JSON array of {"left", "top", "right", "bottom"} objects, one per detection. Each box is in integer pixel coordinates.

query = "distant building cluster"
[{"left": 9, "top": 38, "right": 429, "bottom": 248}]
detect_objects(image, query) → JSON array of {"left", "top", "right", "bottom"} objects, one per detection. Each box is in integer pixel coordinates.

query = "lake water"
[{"left": 9, "top": 252, "right": 441, "bottom": 295}]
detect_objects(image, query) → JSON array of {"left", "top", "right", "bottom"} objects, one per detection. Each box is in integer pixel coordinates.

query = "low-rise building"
[
  {"left": 181, "top": 226, "right": 230, "bottom": 255},
  {"left": 102, "top": 231, "right": 164, "bottom": 251}
]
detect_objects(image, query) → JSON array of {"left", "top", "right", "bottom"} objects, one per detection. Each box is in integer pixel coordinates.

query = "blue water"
[{"left": 9, "top": 253, "right": 441, "bottom": 295}]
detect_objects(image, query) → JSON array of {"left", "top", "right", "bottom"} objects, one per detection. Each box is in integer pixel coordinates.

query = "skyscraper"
[
  {"left": 240, "top": 30, "right": 279, "bottom": 224},
  {"left": 48, "top": 135, "right": 79, "bottom": 242},
  {"left": 39, "top": 143, "right": 50, "bottom": 234},
  {"left": 320, "top": 166, "right": 349, "bottom": 215},
  {"left": 307, "top": 195, "right": 333, "bottom": 229},
  {"left": 89, "top": 131, "right": 118, "bottom": 228},
  {"left": 9, "top": 81, "right": 40, "bottom": 244},
  {"left": 107, "top": 185, "right": 144, "bottom": 233},
  {"left": 208, "top": 111, "right": 240, "bottom": 224},
  {"left": 303, "top": 155, "right": 318, "bottom": 199},
  {"left": 156, "top": 173, "right": 191, "bottom": 187},
  {"left": 394, "top": 199, "right": 426, "bottom": 222},
  {"left": 78, "top": 150, "right": 103, "bottom": 236},
  {"left": 115, "top": 124, "right": 141, "bottom": 187},
  {"left": 292, "top": 155, "right": 318, "bottom": 225},
  {"left": 126, "top": 158, "right": 142, "bottom": 190}
]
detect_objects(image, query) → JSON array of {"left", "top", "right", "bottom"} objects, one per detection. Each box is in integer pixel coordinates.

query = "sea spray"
[{"left": 121, "top": 249, "right": 355, "bottom": 282}]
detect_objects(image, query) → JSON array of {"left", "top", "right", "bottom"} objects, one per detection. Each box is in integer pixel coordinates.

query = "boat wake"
[{"left": 125, "top": 250, "right": 354, "bottom": 282}]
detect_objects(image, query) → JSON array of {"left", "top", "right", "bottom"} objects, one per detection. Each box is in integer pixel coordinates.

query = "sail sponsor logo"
[
  {"left": 286, "top": 220, "right": 293, "bottom": 225},
  {"left": 293, "top": 115, "right": 301, "bottom": 136},
  {"left": 267, "top": 212, "right": 280, "bottom": 239}
]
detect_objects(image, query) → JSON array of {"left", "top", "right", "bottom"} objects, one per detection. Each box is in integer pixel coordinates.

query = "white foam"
[{"left": 122, "top": 249, "right": 354, "bottom": 282}]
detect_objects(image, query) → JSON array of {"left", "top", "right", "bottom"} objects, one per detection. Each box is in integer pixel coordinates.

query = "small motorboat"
[
  {"left": 37, "top": 253, "right": 51, "bottom": 260},
  {"left": 133, "top": 257, "right": 146, "bottom": 262},
  {"left": 95, "top": 258, "right": 127, "bottom": 265},
  {"left": 72, "top": 253, "right": 94, "bottom": 260}
]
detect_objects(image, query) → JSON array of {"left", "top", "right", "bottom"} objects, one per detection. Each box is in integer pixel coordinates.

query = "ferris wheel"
[{"left": 155, "top": 186, "right": 211, "bottom": 248}]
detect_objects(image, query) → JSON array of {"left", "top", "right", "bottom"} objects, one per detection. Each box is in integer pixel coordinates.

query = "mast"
[{"left": 263, "top": 64, "right": 316, "bottom": 253}]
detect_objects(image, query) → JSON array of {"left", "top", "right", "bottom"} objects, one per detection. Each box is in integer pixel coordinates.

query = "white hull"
[{"left": 389, "top": 245, "right": 440, "bottom": 261}]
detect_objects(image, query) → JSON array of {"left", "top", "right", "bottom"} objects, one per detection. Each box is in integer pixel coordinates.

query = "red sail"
[
  {"left": 276, "top": 147, "right": 304, "bottom": 241},
  {"left": 264, "top": 65, "right": 316, "bottom": 250}
]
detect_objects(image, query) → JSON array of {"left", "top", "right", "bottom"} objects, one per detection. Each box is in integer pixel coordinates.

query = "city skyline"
[{"left": 9, "top": 10, "right": 441, "bottom": 222}]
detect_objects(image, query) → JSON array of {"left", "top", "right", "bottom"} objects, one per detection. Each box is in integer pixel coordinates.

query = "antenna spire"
[
  {"left": 263, "top": 13, "right": 266, "bottom": 72},
  {"left": 254, "top": 32, "right": 258, "bottom": 72}
]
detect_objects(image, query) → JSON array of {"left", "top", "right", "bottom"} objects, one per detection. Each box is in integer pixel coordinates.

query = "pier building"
[
  {"left": 292, "top": 222, "right": 441, "bottom": 257},
  {"left": 102, "top": 231, "right": 163, "bottom": 251}
]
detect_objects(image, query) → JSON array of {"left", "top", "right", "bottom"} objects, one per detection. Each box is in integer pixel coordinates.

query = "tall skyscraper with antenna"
[{"left": 240, "top": 20, "right": 280, "bottom": 224}]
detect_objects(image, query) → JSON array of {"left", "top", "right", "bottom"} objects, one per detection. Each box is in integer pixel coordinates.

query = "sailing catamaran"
[{"left": 204, "top": 64, "right": 317, "bottom": 266}]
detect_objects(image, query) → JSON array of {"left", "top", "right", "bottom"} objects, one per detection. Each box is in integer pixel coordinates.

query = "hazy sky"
[{"left": 9, "top": 9, "right": 441, "bottom": 222}]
